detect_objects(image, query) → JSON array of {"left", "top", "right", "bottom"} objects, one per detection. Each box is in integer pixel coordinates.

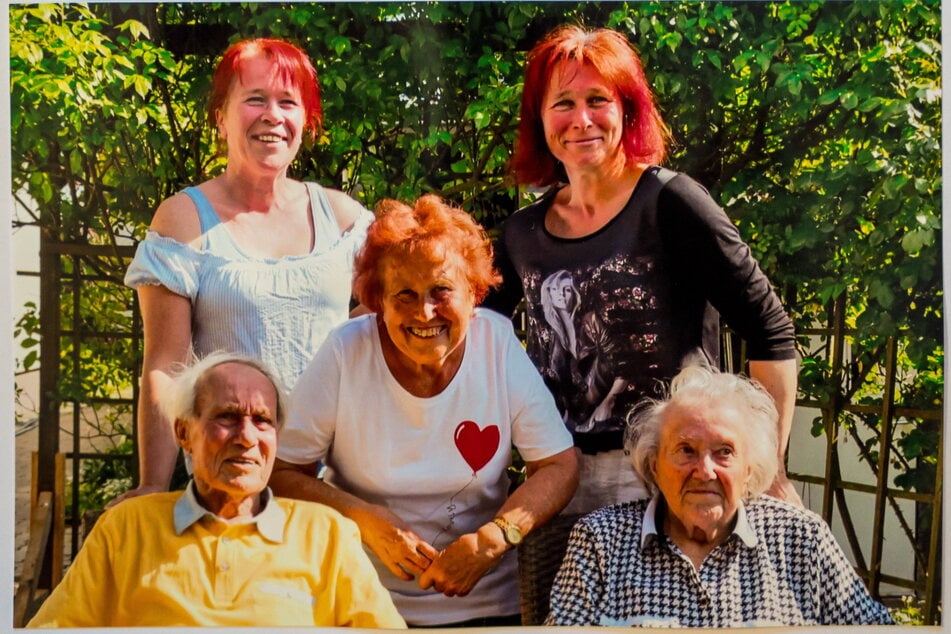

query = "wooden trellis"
[{"left": 786, "top": 295, "right": 942, "bottom": 624}]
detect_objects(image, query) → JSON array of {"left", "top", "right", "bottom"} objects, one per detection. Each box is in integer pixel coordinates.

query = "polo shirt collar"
[
  {"left": 640, "top": 494, "right": 663, "bottom": 548},
  {"left": 731, "top": 500, "right": 758, "bottom": 547},
  {"left": 173, "top": 480, "right": 286, "bottom": 543},
  {"left": 640, "top": 493, "right": 758, "bottom": 549}
]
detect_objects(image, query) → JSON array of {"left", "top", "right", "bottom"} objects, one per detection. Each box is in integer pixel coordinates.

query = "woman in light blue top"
[{"left": 114, "top": 38, "right": 372, "bottom": 506}]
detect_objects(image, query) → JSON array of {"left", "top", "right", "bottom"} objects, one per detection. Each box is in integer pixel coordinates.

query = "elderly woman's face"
[
  {"left": 378, "top": 251, "right": 475, "bottom": 371},
  {"left": 653, "top": 402, "right": 752, "bottom": 543}
]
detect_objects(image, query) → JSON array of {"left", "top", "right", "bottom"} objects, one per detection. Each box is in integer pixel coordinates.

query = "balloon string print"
[
  {"left": 431, "top": 474, "right": 476, "bottom": 549},
  {"left": 430, "top": 420, "right": 501, "bottom": 549}
]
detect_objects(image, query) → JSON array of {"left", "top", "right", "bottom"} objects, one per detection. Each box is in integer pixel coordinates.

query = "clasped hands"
[{"left": 360, "top": 506, "right": 506, "bottom": 598}]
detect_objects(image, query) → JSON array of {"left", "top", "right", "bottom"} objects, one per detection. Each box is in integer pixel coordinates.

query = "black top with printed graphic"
[{"left": 483, "top": 167, "right": 796, "bottom": 453}]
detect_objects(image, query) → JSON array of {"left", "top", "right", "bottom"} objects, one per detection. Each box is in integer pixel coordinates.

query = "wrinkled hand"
[
  {"left": 358, "top": 506, "right": 438, "bottom": 582},
  {"left": 105, "top": 484, "right": 166, "bottom": 509},
  {"left": 417, "top": 530, "right": 505, "bottom": 597},
  {"left": 766, "top": 472, "right": 803, "bottom": 506}
]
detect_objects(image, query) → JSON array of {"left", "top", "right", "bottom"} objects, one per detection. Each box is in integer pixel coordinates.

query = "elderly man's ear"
[{"left": 174, "top": 418, "right": 191, "bottom": 455}]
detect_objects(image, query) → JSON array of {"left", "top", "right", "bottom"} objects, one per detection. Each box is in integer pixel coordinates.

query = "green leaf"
[
  {"left": 839, "top": 91, "right": 859, "bottom": 110},
  {"left": 901, "top": 229, "right": 934, "bottom": 254},
  {"left": 869, "top": 279, "right": 895, "bottom": 309},
  {"left": 23, "top": 350, "right": 39, "bottom": 371},
  {"left": 132, "top": 75, "right": 151, "bottom": 99},
  {"left": 331, "top": 36, "right": 350, "bottom": 56},
  {"left": 118, "top": 19, "right": 149, "bottom": 41},
  {"left": 69, "top": 149, "right": 83, "bottom": 173},
  {"left": 471, "top": 110, "right": 489, "bottom": 130}
]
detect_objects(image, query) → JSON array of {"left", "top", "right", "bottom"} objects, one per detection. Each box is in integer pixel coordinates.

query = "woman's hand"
[
  {"left": 356, "top": 506, "right": 438, "bottom": 582},
  {"left": 270, "top": 460, "right": 438, "bottom": 582},
  {"left": 270, "top": 461, "right": 438, "bottom": 581},
  {"left": 417, "top": 524, "right": 507, "bottom": 597}
]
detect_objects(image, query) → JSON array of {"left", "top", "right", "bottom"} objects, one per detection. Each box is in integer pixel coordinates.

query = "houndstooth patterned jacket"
[{"left": 546, "top": 495, "right": 894, "bottom": 627}]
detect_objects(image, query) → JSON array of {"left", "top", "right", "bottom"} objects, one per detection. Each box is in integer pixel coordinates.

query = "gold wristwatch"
[{"left": 492, "top": 517, "right": 523, "bottom": 546}]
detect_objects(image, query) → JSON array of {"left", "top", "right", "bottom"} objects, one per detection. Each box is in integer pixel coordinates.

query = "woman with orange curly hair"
[{"left": 271, "top": 195, "right": 579, "bottom": 627}]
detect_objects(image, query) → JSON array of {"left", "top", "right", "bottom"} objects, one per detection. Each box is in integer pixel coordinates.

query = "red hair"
[
  {"left": 511, "top": 25, "right": 669, "bottom": 187},
  {"left": 354, "top": 195, "right": 501, "bottom": 313},
  {"left": 207, "top": 38, "right": 322, "bottom": 140}
]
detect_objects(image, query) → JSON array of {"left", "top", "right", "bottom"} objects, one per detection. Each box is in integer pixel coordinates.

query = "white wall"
[{"left": 788, "top": 404, "right": 919, "bottom": 597}]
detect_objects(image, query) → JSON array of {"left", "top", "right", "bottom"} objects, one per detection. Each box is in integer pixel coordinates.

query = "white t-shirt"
[{"left": 278, "top": 308, "right": 573, "bottom": 625}]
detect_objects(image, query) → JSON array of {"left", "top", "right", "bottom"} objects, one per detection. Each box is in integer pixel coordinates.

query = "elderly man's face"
[
  {"left": 653, "top": 401, "right": 752, "bottom": 544},
  {"left": 179, "top": 362, "right": 279, "bottom": 516}
]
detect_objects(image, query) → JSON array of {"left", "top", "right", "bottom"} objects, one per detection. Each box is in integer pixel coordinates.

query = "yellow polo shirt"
[{"left": 27, "top": 486, "right": 405, "bottom": 628}]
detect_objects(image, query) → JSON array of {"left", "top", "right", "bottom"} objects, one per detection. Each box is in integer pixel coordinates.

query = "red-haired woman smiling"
[
  {"left": 484, "top": 25, "right": 799, "bottom": 622},
  {"left": 120, "top": 39, "right": 372, "bottom": 505}
]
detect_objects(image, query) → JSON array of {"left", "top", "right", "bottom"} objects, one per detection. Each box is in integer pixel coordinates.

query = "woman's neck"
[
  {"left": 218, "top": 167, "right": 295, "bottom": 213},
  {"left": 661, "top": 503, "right": 732, "bottom": 571},
  {"left": 546, "top": 163, "right": 646, "bottom": 239},
  {"left": 205, "top": 170, "right": 313, "bottom": 258},
  {"left": 377, "top": 319, "right": 466, "bottom": 398}
]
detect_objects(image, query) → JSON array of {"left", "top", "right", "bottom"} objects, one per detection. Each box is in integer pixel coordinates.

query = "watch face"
[{"left": 494, "top": 518, "right": 522, "bottom": 545}]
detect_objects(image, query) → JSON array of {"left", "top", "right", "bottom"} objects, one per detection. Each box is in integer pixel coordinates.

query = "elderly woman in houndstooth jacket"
[{"left": 546, "top": 365, "right": 894, "bottom": 627}]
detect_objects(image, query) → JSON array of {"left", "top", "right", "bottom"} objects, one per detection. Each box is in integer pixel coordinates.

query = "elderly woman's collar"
[
  {"left": 173, "top": 480, "right": 287, "bottom": 542},
  {"left": 639, "top": 494, "right": 663, "bottom": 549},
  {"left": 639, "top": 493, "right": 758, "bottom": 550}
]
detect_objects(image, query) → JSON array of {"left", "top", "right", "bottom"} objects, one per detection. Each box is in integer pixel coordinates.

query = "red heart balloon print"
[{"left": 454, "top": 420, "right": 500, "bottom": 474}]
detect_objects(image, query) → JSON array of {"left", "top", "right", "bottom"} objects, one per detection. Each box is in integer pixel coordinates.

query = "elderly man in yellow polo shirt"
[{"left": 28, "top": 351, "right": 405, "bottom": 628}]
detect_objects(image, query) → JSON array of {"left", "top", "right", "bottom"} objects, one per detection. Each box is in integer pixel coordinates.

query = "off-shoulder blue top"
[{"left": 124, "top": 182, "right": 373, "bottom": 393}]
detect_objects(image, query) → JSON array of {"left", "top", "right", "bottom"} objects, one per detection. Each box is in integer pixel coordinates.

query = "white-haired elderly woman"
[{"left": 546, "top": 365, "right": 894, "bottom": 627}]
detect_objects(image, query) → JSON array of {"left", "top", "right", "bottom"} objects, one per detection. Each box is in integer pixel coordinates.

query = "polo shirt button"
[
  {"left": 219, "top": 563, "right": 230, "bottom": 572},
  {"left": 221, "top": 537, "right": 230, "bottom": 543}
]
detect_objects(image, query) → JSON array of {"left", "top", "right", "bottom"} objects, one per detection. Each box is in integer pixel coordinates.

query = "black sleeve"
[
  {"left": 658, "top": 175, "right": 796, "bottom": 360},
  {"left": 481, "top": 226, "right": 525, "bottom": 317}
]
